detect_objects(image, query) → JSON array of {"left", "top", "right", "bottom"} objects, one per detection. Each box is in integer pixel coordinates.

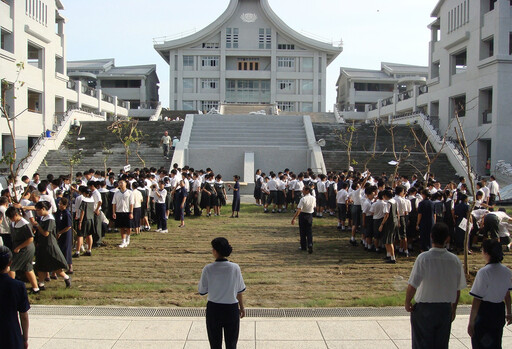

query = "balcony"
[{"left": 81, "top": 85, "right": 97, "bottom": 98}]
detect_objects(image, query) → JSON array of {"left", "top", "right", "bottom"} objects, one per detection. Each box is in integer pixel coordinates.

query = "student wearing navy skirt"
[
  {"left": 228, "top": 175, "right": 240, "bottom": 218},
  {"left": 468, "top": 239, "right": 512, "bottom": 349}
]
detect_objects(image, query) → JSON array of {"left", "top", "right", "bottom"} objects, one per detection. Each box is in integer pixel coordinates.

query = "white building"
[
  {"left": 67, "top": 59, "right": 160, "bottom": 110},
  {"left": 339, "top": 0, "right": 512, "bottom": 177},
  {"left": 0, "top": 0, "right": 128, "bottom": 162},
  {"left": 154, "top": 0, "right": 342, "bottom": 113},
  {"left": 336, "top": 62, "right": 428, "bottom": 113}
]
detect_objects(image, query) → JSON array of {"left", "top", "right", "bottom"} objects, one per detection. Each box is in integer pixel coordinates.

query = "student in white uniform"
[
  {"left": 112, "top": 179, "right": 134, "bottom": 248},
  {"left": 291, "top": 186, "right": 316, "bottom": 254},
  {"left": 198, "top": 237, "right": 246, "bottom": 349},
  {"left": 468, "top": 239, "right": 512, "bottom": 349}
]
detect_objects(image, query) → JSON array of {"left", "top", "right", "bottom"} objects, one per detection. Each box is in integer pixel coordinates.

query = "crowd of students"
[
  {"left": 254, "top": 168, "right": 510, "bottom": 263},
  {"left": 0, "top": 162, "right": 509, "bottom": 294},
  {"left": 0, "top": 164, "right": 243, "bottom": 291}
]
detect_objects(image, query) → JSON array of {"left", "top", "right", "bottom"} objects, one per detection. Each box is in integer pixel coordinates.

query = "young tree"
[
  {"left": 408, "top": 121, "right": 447, "bottom": 186},
  {"left": 0, "top": 63, "right": 28, "bottom": 202},
  {"left": 108, "top": 119, "right": 144, "bottom": 166},
  {"left": 335, "top": 120, "right": 357, "bottom": 170},
  {"left": 386, "top": 123, "right": 411, "bottom": 188}
]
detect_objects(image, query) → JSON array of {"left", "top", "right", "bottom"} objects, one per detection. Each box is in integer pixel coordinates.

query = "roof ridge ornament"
[{"left": 241, "top": 13, "right": 258, "bottom": 23}]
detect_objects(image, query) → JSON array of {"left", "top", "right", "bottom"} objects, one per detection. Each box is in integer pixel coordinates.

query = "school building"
[
  {"left": 154, "top": 0, "right": 342, "bottom": 114},
  {"left": 336, "top": 0, "right": 512, "bottom": 178},
  {"left": 0, "top": 0, "right": 129, "bottom": 162}
]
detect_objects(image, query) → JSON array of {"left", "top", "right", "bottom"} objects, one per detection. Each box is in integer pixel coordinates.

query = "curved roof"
[{"left": 154, "top": 0, "right": 342, "bottom": 65}]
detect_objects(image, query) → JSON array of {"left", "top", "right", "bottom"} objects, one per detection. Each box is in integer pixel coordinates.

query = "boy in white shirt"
[
  {"left": 394, "top": 186, "right": 410, "bottom": 257},
  {"left": 336, "top": 182, "right": 349, "bottom": 230},
  {"left": 362, "top": 186, "right": 376, "bottom": 250}
]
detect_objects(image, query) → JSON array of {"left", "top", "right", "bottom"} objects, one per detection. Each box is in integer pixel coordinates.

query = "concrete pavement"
[{"left": 26, "top": 307, "right": 512, "bottom": 348}]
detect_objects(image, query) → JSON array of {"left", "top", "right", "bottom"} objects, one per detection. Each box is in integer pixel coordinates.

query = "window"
[
  {"left": 55, "top": 55, "right": 64, "bottom": 74},
  {"left": 451, "top": 49, "right": 467, "bottom": 75},
  {"left": 489, "top": 0, "right": 497, "bottom": 12},
  {"left": 278, "top": 44, "right": 295, "bottom": 50},
  {"left": 278, "top": 80, "right": 294, "bottom": 92},
  {"left": 301, "top": 102, "right": 313, "bottom": 112},
  {"left": 201, "top": 79, "right": 219, "bottom": 90},
  {"left": 479, "top": 88, "right": 493, "bottom": 124},
  {"left": 28, "top": 90, "right": 42, "bottom": 113},
  {"left": 0, "top": 29, "right": 13, "bottom": 53},
  {"left": 510, "top": 33, "right": 512, "bottom": 55},
  {"left": 431, "top": 61, "right": 440, "bottom": 79},
  {"left": 28, "top": 42, "right": 43, "bottom": 68},
  {"left": 237, "top": 58, "right": 259, "bottom": 71},
  {"left": 226, "top": 28, "right": 239, "bottom": 48},
  {"left": 302, "top": 57, "right": 313, "bottom": 72},
  {"left": 201, "top": 56, "right": 219, "bottom": 67},
  {"left": 481, "top": 36, "right": 494, "bottom": 60},
  {"left": 451, "top": 95, "right": 466, "bottom": 118},
  {"left": 259, "top": 28, "right": 271, "bottom": 49},
  {"left": 302, "top": 80, "right": 313, "bottom": 94},
  {"left": 101, "top": 80, "right": 141, "bottom": 88},
  {"left": 318, "top": 79, "right": 322, "bottom": 95},
  {"left": 25, "top": 0, "right": 48, "bottom": 26},
  {"left": 278, "top": 102, "right": 295, "bottom": 112},
  {"left": 202, "top": 43, "right": 219, "bottom": 49},
  {"left": 201, "top": 101, "right": 219, "bottom": 111},
  {"left": 183, "top": 101, "right": 195, "bottom": 111},
  {"left": 183, "top": 56, "right": 194, "bottom": 68},
  {"left": 183, "top": 78, "right": 194, "bottom": 91},
  {"left": 277, "top": 57, "right": 295, "bottom": 68}
]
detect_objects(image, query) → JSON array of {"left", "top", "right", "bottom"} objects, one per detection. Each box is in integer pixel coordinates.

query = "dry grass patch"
[{"left": 28, "top": 204, "right": 512, "bottom": 308}]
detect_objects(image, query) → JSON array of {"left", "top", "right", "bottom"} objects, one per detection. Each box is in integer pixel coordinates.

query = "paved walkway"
[{"left": 27, "top": 312, "right": 512, "bottom": 348}]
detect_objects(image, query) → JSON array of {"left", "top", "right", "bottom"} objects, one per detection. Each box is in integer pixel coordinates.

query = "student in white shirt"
[
  {"left": 406, "top": 223, "right": 466, "bottom": 349},
  {"left": 336, "top": 182, "right": 349, "bottom": 230},
  {"left": 362, "top": 186, "right": 376, "bottom": 251},
  {"left": 291, "top": 186, "right": 316, "bottom": 254},
  {"left": 468, "top": 239, "right": 512, "bottom": 348},
  {"left": 488, "top": 175, "right": 501, "bottom": 206},
  {"left": 394, "top": 186, "right": 410, "bottom": 257},
  {"left": 198, "top": 237, "right": 246, "bottom": 349},
  {"left": 153, "top": 181, "right": 168, "bottom": 233},
  {"left": 112, "top": 179, "right": 135, "bottom": 248}
]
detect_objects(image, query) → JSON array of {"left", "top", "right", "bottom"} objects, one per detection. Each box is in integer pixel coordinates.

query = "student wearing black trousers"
[
  {"left": 198, "top": 237, "right": 246, "bottom": 349},
  {"left": 291, "top": 186, "right": 316, "bottom": 254}
]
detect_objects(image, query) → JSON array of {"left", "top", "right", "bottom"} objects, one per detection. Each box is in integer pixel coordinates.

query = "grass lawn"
[{"left": 29, "top": 204, "right": 512, "bottom": 308}]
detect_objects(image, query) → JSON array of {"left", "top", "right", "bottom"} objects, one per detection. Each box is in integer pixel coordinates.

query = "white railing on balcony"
[{"left": 333, "top": 104, "right": 346, "bottom": 124}]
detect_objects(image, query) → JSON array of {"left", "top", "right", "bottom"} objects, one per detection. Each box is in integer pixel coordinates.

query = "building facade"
[
  {"left": 67, "top": 59, "right": 160, "bottom": 109},
  {"left": 336, "top": 62, "right": 428, "bottom": 112},
  {"left": 339, "top": 0, "right": 512, "bottom": 176},
  {"left": 0, "top": 0, "right": 128, "bottom": 161},
  {"left": 154, "top": 0, "right": 342, "bottom": 113}
]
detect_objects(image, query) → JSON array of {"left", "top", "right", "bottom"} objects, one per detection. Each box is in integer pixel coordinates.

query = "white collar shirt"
[
  {"left": 408, "top": 248, "right": 466, "bottom": 303},
  {"left": 112, "top": 189, "right": 134, "bottom": 213},
  {"left": 470, "top": 263, "right": 512, "bottom": 303},
  {"left": 198, "top": 260, "right": 246, "bottom": 304},
  {"left": 297, "top": 194, "right": 316, "bottom": 214}
]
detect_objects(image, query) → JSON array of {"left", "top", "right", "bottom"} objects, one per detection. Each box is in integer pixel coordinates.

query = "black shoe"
[
  {"left": 50, "top": 275, "right": 57, "bottom": 280},
  {"left": 72, "top": 253, "right": 80, "bottom": 258},
  {"left": 383, "top": 256, "right": 391, "bottom": 260},
  {"left": 386, "top": 259, "right": 397, "bottom": 264},
  {"left": 38, "top": 285, "right": 46, "bottom": 291},
  {"left": 337, "top": 226, "right": 342, "bottom": 230},
  {"left": 84, "top": 251, "right": 91, "bottom": 257},
  {"left": 299, "top": 247, "right": 306, "bottom": 251},
  {"left": 65, "top": 278, "right": 71, "bottom": 288},
  {"left": 67, "top": 270, "right": 74, "bottom": 275},
  {"left": 308, "top": 246, "right": 313, "bottom": 254},
  {"left": 44, "top": 277, "right": 50, "bottom": 282},
  {"left": 349, "top": 240, "right": 357, "bottom": 246},
  {"left": 30, "top": 289, "right": 40, "bottom": 295}
]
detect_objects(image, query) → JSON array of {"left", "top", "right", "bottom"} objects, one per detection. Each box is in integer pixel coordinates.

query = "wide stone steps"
[{"left": 36, "top": 121, "right": 184, "bottom": 177}]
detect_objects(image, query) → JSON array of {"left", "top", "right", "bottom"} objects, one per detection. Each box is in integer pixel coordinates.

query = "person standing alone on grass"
[
  {"left": 405, "top": 222, "right": 466, "bottom": 349},
  {"left": 160, "top": 131, "right": 171, "bottom": 159},
  {"left": 291, "top": 186, "right": 316, "bottom": 254},
  {"left": 198, "top": 237, "right": 246, "bottom": 349},
  {"left": 0, "top": 246, "right": 30, "bottom": 349}
]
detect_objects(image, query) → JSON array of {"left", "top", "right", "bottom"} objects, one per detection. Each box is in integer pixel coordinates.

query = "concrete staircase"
[
  {"left": 36, "top": 121, "right": 184, "bottom": 177},
  {"left": 313, "top": 123, "right": 458, "bottom": 185},
  {"left": 188, "top": 116, "right": 308, "bottom": 149},
  {"left": 185, "top": 115, "right": 310, "bottom": 179}
]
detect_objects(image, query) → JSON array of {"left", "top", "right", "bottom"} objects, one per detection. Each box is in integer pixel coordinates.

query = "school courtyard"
[
  {"left": 26, "top": 308, "right": 512, "bottom": 349},
  {"left": 20, "top": 203, "right": 511, "bottom": 348}
]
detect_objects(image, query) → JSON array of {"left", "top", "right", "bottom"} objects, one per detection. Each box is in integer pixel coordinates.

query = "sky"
[{"left": 63, "top": 0, "right": 440, "bottom": 111}]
